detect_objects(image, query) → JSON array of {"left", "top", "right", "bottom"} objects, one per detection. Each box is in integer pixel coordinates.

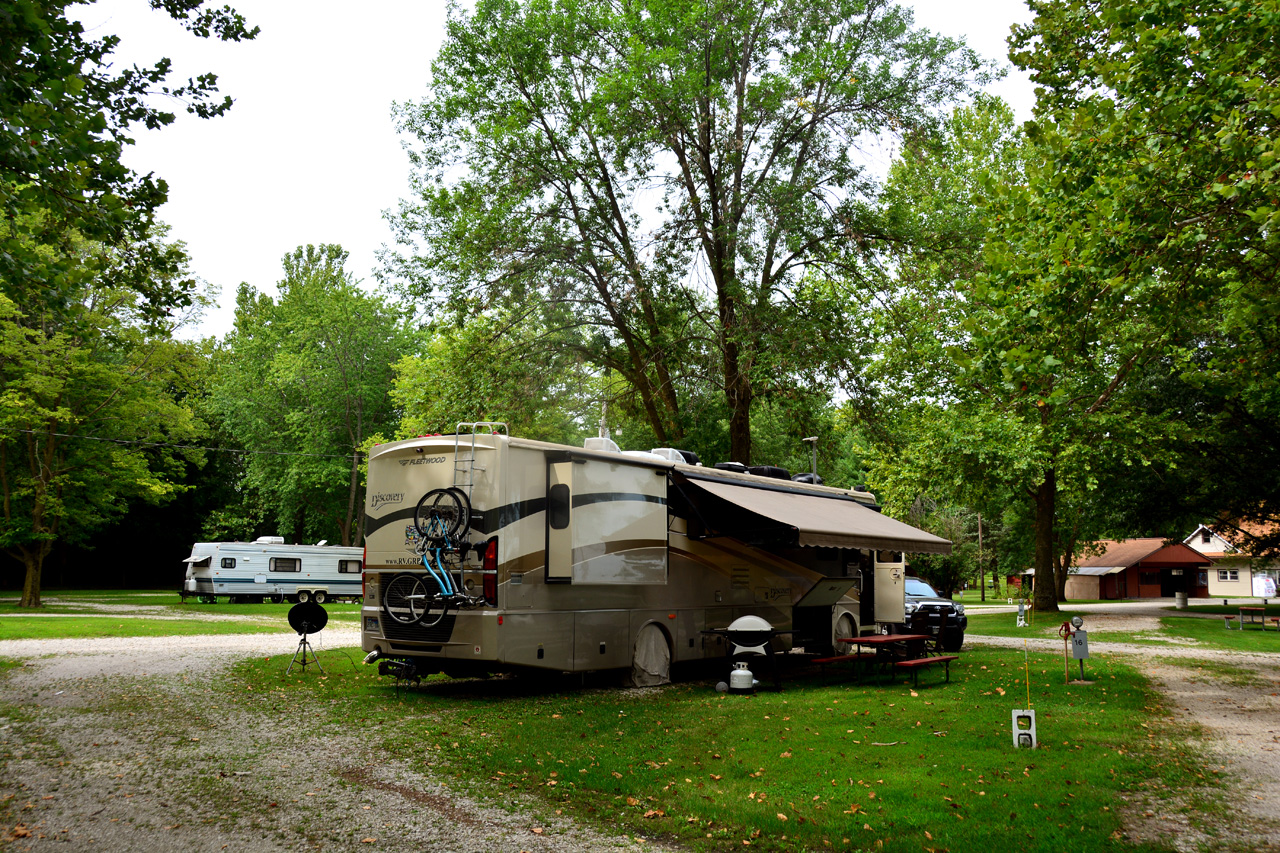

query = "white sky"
[{"left": 77, "top": 0, "right": 1036, "bottom": 341}]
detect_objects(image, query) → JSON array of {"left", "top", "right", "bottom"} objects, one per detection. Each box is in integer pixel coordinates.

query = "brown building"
[{"left": 1066, "top": 538, "right": 1214, "bottom": 600}]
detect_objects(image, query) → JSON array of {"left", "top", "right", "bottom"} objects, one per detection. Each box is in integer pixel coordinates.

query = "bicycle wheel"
[
  {"left": 446, "top": 487, "right": 473, "bottom": 537},
  {"left": 383, "top": 573, "right": 429, "bottom": 625},
  {"left": 414, "top": 488, "right": 470, "bottom": 543}
]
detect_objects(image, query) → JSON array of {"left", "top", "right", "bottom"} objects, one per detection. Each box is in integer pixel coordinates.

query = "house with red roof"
[
  {"left": 1065, "top": 538, "right": 1214, "bottom": 600},
  {"left": 1184, "top": 521, "right": 1279, "bottom": 599}
]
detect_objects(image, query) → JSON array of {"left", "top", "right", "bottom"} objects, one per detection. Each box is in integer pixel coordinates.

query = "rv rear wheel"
[
  {"left": 629, "top": 623, "right": 671, "bottom": 687},
  {"left": 297, "top": 590, "right": 311, "bottom": 603},
  {"left": 313, "top": 591, "right": 327, "bottom": 604}
]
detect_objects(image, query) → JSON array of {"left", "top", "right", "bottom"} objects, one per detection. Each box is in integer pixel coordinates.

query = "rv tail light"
[{"left": 482, "top": 537, "right": 498, "bottom": 605}]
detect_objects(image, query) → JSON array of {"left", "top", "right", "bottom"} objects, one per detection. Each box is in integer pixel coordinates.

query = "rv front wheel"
[
  {"left": 833, "top": 613, "right": 857, "bottom": 656},
  {"left": 297, "top": 590, "right": 311, "bottom": 603},
  {"left": 630, "top": 623, "right": 671, "bottom": 687}
]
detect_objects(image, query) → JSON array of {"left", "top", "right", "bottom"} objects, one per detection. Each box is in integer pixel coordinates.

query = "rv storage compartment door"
[{"left": 570, "top": 459, "right": 668, "bottom": 584}]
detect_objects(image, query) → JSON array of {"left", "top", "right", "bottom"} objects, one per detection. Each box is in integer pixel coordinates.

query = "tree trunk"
[
  {"left": 19, "top": 546, "right": 46, "bottom": 608},
  {"left": 342, "top": 451, "right": 361, "bottom": 547},
  {"left": 724, "top": 345, "right": 753, "bottom": 464},
  {"left": 1032, "top": 467, "right": 1060, "bottom": 613}
]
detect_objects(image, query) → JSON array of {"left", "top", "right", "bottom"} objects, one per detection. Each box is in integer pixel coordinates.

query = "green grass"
[
  {"left": 222, "top": 648, "right": 1212, "bottom": 852},
  {"left": 0, "top": 616, "right": 297, "bottom": 641},
  {"left": 966, "top": 611, "right": 1280, "bottom": 653}
]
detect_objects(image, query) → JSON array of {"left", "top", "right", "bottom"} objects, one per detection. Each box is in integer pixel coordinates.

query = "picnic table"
[
  {"left": 818, "top": 633, "right": 959, "bottom": 687},
  {"left": 1239, "top": 606, "right": 1268, "bottom": 630}
]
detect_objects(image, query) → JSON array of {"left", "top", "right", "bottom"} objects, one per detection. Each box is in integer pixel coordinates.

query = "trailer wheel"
[
  {"left": 629, "top": 623, "right": 671, "bottom": 687},
  {"left": 313, "top": 591, "right": 327, "bottom": 604},
  {"left": 297, "top": 590, "right": 311, "bottom": 603}
]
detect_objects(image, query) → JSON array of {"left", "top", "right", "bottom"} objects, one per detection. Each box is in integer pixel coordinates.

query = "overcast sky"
[{"left": 77, "top": 0, "right": 1036, "bottom": 341}]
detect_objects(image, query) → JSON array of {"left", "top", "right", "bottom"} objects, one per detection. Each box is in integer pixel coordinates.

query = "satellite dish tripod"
[
  {"left": 285, "top": 602, "right": 329, "bottom": 675},
  {"left": 288, "top": 625, "right": 325, "bottom": 674}
]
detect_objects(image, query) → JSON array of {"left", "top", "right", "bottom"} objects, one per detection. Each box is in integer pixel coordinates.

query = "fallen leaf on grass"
[
  {"left": 361, "top": 838, "right": 376, "bottom": 844},
  {"left": 531, "top": 827, "right": 544, "bottom": 835},
  {"left": 627, "top": 797, "right": 640, "bottom": 806},
  {"left": 643, "top": 809, "right": 665, "bottom": 818}
]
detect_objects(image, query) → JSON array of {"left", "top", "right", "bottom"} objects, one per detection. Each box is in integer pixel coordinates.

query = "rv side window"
[
  {"left": 339, "top": 560, "right": 362, "bottom": 574},
  {"left": 270, "top": 557, "right": 300, "bottom": 573},
  {"left": 548, "top": 483, "right": 571, "bottom": 530},
  {"left": 221, "top": 557, "right": 235, "bottom": 569}
]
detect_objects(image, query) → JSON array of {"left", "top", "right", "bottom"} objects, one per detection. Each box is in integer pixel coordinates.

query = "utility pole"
[
  {"left": 802, "top": 436, "right": 818, "bottom": 478},
  {"left": 979, "top": 512, "right": 985, "bottom": 603}
]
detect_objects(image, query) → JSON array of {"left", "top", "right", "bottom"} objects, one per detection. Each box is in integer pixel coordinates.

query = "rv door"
[{"left": 874, "top": 563, "right": 905, "bottom": 625}]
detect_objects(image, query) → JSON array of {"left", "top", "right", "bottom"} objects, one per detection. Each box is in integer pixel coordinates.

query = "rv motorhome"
[
  {"left": 183, "top": 537, "right": 364, "bottom": 604},
  {"left": 360, "top": 424, "right": 951, "bottom": 685}
]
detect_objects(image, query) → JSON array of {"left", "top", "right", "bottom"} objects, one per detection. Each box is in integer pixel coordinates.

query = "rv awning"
[
  {"left": 1069, "top": 565, "right": 1127, "bottom": 577},
  {"left": 675, "top": 476, "right": 951, "bottom": 555},
  {"left": 182, "top": 555, "right": 211, "bottom": 565}
]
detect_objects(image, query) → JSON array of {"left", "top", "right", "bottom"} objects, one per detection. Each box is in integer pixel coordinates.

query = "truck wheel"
[
  {"left": 314, "top": 591, "right": 327, "bottom": 604},
  {"left": 297, "top": 590, "right": 311, "bottom": 603},
  {"left": 629, "top": 623, "right": 670, "bottom": 687}
]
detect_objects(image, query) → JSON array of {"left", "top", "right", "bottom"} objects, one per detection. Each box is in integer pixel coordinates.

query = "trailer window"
[
  {"left": 339, "top": 560, "right": 362, "bottom": 574},
  {"left": 220, "top": 557, "right": 235, "bottom": 568},
  {"left": 270, "top": 557, "right": 300, "bottom": 573},
  {"left": 548, "top": 483, "right": 571, "bottom": 530}
]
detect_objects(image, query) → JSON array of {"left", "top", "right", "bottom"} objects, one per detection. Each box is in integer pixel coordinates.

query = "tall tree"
[
  {"left": 211, "top": 245, "right": 415, "bottom": 546},
  {"left": 387, "top": 0, "right": 987, "bottom": 462},
  {"left": 0, "top": 235, "right": 205, "bottom": 607},
  {"left": 1, "top": 0, "right": 257, "bottom": 322},
  {"left": 1006, "top": 0, "right": 1280, "bottom": 561}
]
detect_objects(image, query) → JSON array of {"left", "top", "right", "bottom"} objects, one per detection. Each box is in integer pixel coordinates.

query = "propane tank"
[{"left": 728, "top": 661, "right": 756, "bottom": 694}]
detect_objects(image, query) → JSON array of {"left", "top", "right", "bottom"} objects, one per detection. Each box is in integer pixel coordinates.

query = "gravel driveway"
[{"left": 0, "top": 629, "right": 663, "bottom": 853}]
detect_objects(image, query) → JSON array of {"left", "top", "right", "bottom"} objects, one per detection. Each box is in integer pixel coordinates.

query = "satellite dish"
[{"left": 288, "top": 601, "right": 328, "bottom": 635}]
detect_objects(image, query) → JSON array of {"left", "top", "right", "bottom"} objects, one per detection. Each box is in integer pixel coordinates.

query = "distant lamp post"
[{"left": 801, "top": 436, "right": 818, "bottom": 478}]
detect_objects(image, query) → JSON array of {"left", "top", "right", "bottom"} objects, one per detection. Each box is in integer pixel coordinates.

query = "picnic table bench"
[{"left": 891, "top": 654, "right": 960, "bottom": 687}]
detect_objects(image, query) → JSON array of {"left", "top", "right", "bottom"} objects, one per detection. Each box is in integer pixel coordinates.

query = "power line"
[{"left": 0, "top": 426, "right": 360, "bottom": 460}]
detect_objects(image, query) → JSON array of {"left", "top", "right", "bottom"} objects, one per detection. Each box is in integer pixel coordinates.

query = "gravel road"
[{"left": 0, "top": 629, "right": 665, "bottom": 853}]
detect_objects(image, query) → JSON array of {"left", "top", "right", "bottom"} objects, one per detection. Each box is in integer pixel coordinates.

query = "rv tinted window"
[
  {"left": 339, "top": 560, "right": 362, "bottom": 574},
  {"left": 220, "top": 557, "right": 235, "bottom": 569},
  {"left": 270, "top": 557, "right": 300, "bottom": 573},
  {"left": 548, "top": 483, "right": 571, "bottom": 529}
]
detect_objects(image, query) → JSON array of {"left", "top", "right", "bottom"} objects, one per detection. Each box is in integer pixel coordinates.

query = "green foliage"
[
  {"left": 388, "top": 0, "right": 987, "bottom": 461},
  {"left": 0, "top": 0, "right": 256, "bottom": 322},
  {"left": 210, "top": 245, "right": 416, "bottom": 546},
  {"left": 0, "top": 233, "right": 206, "bottom": 605},
  {"left": 392, "top": 313, "right": 594, "bottom": 445}
]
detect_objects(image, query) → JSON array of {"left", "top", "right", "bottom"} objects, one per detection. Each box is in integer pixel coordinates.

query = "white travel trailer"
[
  {"left": 360, "top": 424, "right": 951, "bottom": 684},
  {"left": 182, "top": 537, "right": 364, "bottom": 604}
]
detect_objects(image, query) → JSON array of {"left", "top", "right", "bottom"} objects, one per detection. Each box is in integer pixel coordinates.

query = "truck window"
[
  {"left": 270, "top": 557, "right": 300, "bottom": 573},
  {"left": 339, "top": 560, "right": 362, "bottom": 574}
]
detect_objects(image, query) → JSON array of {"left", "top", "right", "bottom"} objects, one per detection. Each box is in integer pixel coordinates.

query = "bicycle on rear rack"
[{"left": 382, "top": 487, "right": 479, "bottom": 628}]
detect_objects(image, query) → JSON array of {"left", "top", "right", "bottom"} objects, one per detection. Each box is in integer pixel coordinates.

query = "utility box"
[
  {"left": 1012, "top": 709, "right": 1037, "bottom": 748},
  {"left": 1071, "top": 629, "right": 1089, "bottom": 659}
]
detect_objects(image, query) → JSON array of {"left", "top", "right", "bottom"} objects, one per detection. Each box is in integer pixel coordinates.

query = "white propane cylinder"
[{"left": 729, "top": 661, "right": 755, "bottom": 694}]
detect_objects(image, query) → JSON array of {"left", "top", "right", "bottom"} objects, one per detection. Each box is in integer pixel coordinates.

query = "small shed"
[{"left": 1068, "top": 539, "right": 1213, "bottom": 600}]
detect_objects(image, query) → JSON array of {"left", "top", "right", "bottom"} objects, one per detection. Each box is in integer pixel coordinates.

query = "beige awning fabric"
[{"left": 680, "top": 477, "right": 952, "bottom": 555}]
